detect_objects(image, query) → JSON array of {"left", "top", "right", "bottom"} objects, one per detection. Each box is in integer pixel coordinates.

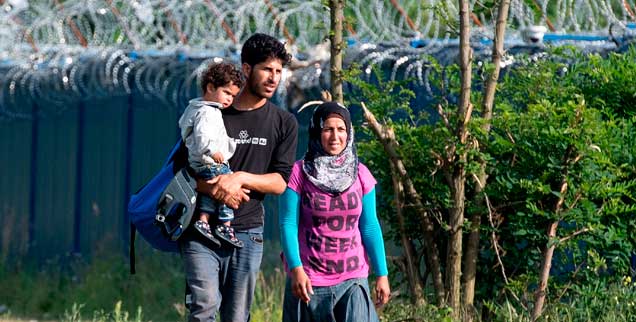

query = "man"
[{"left": 181, "top": 33, "right": 298, "bottom": 322}]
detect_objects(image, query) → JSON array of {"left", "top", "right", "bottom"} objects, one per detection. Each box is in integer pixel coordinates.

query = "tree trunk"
[
  {"left": 329, "top": 0, "right": 344, "bottom": 104},
  {"left": 389, "top": 161, "right": 425, "bottom": 304},
  {"left": 446, "top": 0, "right": 473, "bottom": 317},
  {"left": 446, "top": 167, "right": 466, "bottom": 316},
  {"left": 361, "top": 102, "right": 446, "bottom": 304},
  {"left": 463, "top": 0, "right": 511, "bottom": 318},
  {"left": 532, "top": 166, "right": 571, "bottom": 320},
  {"left": 532, "top": 102, "right": 582, "bottom": 319},
  {"left": 457, "top": 0, "right": 473, "bottom": 123},
  {"left": 532, "top": 220, "right": 560, "bottom": 321}
]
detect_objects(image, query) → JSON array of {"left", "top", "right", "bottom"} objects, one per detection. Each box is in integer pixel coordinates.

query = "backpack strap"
[
  {"left": 127, "top": 140, "right": 187, "bottom": 275},
  {"left": 130, "top": 222, "right": 137, "bottom": 274}
]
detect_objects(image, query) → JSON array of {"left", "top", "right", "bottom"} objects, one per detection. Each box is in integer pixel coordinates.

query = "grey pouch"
[{"left": 155, "top": 167, "right": 197, "bottom": 241}]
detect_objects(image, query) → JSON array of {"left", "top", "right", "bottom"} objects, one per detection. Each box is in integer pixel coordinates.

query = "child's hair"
[
  {"left": 241, "top": 33, "right": 292, "bottom": 67},
  {"left": 200, "top": 62, "right": 245, "bottom": 94}
]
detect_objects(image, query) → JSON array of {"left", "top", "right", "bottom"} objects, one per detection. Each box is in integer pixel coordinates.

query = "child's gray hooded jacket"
[{"left": 178, "top": 98, "right": 236, "bottom": 170}]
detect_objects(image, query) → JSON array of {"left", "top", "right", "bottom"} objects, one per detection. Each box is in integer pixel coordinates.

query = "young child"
[{"left": 178, "top": 62, "right": 244, "bottom": 248}]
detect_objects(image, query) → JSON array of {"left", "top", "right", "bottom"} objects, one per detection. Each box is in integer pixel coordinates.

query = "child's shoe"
[
  {"left": 213, "top": 225, "right": 244, "bottom": 248},
  {"left": 194, "top": 220, "right": 221, "bottom": 248}
]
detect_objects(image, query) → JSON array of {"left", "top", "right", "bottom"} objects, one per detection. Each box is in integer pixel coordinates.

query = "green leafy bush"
[{"left": 346, "top": 45, "right": 636, "bottom": 315}]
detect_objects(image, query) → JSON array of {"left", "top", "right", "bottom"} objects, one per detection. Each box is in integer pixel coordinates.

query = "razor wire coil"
[{"left": 1, "top": 0, "right": 636, "bottom": 121}]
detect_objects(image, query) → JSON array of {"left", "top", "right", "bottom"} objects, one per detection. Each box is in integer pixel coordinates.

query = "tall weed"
[
  {"left": 0, "top": 241, "right": 288, "bottom": 322},
  {"left": 0, "top": 246, "right": 183, "bottom": 321}
]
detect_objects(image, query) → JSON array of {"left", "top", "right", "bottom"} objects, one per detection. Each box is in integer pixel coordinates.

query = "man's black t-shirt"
[{"left": 221, "top": 101, "right": 298, "bottom": 230}]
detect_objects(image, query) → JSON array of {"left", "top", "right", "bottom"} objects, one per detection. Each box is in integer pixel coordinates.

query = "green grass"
[
  {"left": 0, "top": 247, "right": 184, "bottom": 321},
  {"left": 1, "top": 242, "right": 635, "bottom": 322},
  {"left": 0, "top": 241, "right": 287, "bottom": 322}
]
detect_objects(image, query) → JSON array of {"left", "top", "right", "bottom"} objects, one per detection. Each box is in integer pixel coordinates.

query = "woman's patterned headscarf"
[{"left": 302, "top": 101, "right": 358, "bottom": 195}]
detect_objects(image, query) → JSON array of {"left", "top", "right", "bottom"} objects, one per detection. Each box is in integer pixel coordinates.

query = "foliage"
[
  {"left": 345, "top": 66, "right": 444, "bottom": 244},
  {"left": 346, "top": 45, "right": 636, "bottom": 315},
  {"left": 481, "top": 94, "right": 636, "bottom": 300},
  {"left": 498, "top": 46, "right": 636, "bottom": 118},
  {"left": 0, "top": 240, "right": 289, "bottom": 322},
  {"left": 0, "top": 248, "right": 184, "bottom": 321},
  {"left": 379, "top": 299, "right": 454, "bottom": 322},
  {"left": 1, "top": 274, "right": 634, "bottom": 322},
  {"left": 484, "top": 278, "right": 636, "bottom": 321},
  {"left": 485, "top": 48, "right": 636, "bottom": 290},
  {"left": 483, "top": 48, "right": 636, "bottom": 305},
  {"left": 572, "top": 47, "right": 636, "bottom": 118},
  {"left": 252, "top": 267, "right": 286, "bottom": 322},
  {"left": 60, "top": 302, "right": 144, "bottom": 322}
]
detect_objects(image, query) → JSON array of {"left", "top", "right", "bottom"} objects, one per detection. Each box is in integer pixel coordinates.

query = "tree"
[
  {"left": 353, "top": 0, "right": 512, "bottom": 319},
  {"left": 443, "top": 0, "right": 473, "bottom": 315},
  {"left": 329, "top": 0, "right": 345, "bottom": 104},
  {"left": 463, "top": 0, "right": 511, "bottom": 318},
  {"left": 488, "top": 49, "right": 636, "bottom": 320},
  {"left": 351, "top": 7, "right": 636, "bottom": 322}
]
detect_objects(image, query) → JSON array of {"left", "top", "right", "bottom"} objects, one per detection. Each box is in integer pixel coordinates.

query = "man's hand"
[
  {"left": 196, "top": 172, "right": 250, "bottom": 209},
  {"left": 374, "top": 276, "right": 391, "bottom": 307},
  {"left": 290, "top": 266, "right": 313, "bottom": 303}
]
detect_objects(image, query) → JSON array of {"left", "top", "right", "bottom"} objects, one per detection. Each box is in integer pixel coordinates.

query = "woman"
[{"left": 279, "top": 101, "right": 390, "bottom": 322}]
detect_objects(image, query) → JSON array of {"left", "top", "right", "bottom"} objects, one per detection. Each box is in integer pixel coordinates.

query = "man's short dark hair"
[
  {"left": 200, "top": 62, "right": 245, "bottom": 94},
  {"left": 241, "top": 33, "right": 292, "bottom": 67}
]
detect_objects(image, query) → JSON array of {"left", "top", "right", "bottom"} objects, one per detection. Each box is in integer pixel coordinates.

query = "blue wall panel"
[{"left": 32, "top": 107, "right": 78, "bottom": 261}]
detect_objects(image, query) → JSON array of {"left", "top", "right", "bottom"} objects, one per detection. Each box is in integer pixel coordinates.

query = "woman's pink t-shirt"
[{"left": 286, "top": 160, "right": 377, "bottom": 286}]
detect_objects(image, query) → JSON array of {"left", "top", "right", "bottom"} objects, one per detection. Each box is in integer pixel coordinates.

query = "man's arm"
[
  {"left": 215, "top": 171, "right": 287, "bottom": 196},
  {"left": 233, "top": 171, "right": 287, "bottom": 194},
  {"left": 197, "top": 111, "right": 299, "bottom": 208},
  {"left": 196, "top": 171, "right": 286, "bottom": 209}
]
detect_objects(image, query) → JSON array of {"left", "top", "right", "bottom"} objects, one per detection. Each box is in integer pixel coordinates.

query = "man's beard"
[{"left": 248, "top": 71, "right": 276, "bottom": 99}]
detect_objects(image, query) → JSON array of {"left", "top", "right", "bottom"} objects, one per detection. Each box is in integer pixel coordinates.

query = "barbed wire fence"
[{"left": 1, "top": 0, "right": 636, "bottom": 121}]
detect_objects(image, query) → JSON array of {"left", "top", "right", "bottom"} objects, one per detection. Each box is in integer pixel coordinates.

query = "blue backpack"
[{"left": 127, "top": 140, "right": 197, "bottom": 273}]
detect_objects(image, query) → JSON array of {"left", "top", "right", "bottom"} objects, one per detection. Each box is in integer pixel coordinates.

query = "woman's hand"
[
  {"left": 374, "top": 276, "right": 390, "bottom": 307},
  {"left": 290, "top": 266, "right": 313, "bottom": 303}
]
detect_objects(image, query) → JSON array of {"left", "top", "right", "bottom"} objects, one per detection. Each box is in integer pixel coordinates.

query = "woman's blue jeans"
[
  {"left": 282, "top": 277, "right": 379, "bottom": 322},
  {"left": 181, "top": 226, "right": 264, "bottom": 322}
]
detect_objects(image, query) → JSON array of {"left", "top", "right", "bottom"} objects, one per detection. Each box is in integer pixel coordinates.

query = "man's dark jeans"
[{"left": 181, "top": 226, "right": 264, "bottom": 322}]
